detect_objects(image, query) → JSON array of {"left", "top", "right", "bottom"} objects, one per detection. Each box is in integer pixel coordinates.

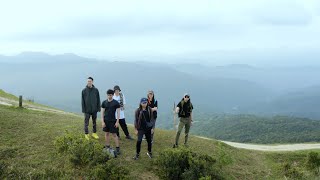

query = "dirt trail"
[
  {"left": 0, "top": 97, "right": 79, "bottom": 117},
  {"left": 196, "top": 136, "right": 320, "bottom": 152}
]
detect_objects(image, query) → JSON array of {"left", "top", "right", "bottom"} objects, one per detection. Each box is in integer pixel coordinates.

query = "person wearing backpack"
[
  {"left": 147, "top": 90, "right": 158, "bottom": 142},
  {"left": 113, "top": 85, "right": 133, "bottom": 140},
  {"left": 101, "top": 89, "right": 121, "bottom": 155},
  {"left": 133, "top": 97, "right": 155, "bottom": 160},
  {"left": 81, "top": 77, "right": 101, "bottom": 140},
  {"left": 173, "top": 93, "right": 194, "bottom": 148}
]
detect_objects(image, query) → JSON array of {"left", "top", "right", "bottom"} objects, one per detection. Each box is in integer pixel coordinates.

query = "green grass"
[
  {"left": 0, "top": 89, "right": 18, "bottom": 100},
  {"left": 1, "top": 103, "right": 320, "bottom": 179},
  {"left": 0, "top": 89, "right": 59, "bottom": 110}
]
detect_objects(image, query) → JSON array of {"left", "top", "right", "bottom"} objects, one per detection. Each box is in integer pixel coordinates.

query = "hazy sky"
[{"left": 0, "top": 0, "right": 320, "bottom": 64}]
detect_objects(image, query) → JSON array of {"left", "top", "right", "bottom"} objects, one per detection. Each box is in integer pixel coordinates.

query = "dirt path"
[
  {"left": 196, "top": 136, "right": 320, "bottom": 151},
  {"left": 0, "top": 97, "right": 79, "bottom": 117}
]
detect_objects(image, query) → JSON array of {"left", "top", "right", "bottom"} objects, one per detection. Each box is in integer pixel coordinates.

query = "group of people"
[{"left": 81, "top": 77, "right": 193, "bottom": 160}]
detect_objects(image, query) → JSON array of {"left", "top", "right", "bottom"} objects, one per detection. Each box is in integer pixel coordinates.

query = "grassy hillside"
[
  {"left": 191, "top": 114, "right": 320, "bottom": 144},
  {"left": 1, "top": 92, "right": 320, "bottom": 179}
]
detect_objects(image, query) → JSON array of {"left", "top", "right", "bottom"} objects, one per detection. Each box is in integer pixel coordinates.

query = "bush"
[
  {"left": 0, "top": 161, "right": 6, "bottom": 178},
  {"left": 54, "top": 131, "right": 129, "bottom": 179},
  {"left": 155, "top": 147, "right": 222, "bottom": 180},
  {"left": 306, "top": 152, "right": 320, "bottom": 175},
  {"left": 54, "top": 131, "right": 110, "bottom": 167},
  {"left": 282, "top": 162, "right": 304, "bottom": 179},
  {"left": 90, "top": 159, "right": 129, "bottom": 180}
]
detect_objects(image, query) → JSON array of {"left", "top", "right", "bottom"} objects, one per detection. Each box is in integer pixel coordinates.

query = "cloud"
[
  {"left": 0, "top": 0, "right": 319, "bottom": 57},
  {"left": 250, "top": 0, "right": 313, "bottom": 26}
]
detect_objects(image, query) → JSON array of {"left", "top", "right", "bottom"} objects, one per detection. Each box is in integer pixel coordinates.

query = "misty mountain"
[
  {"left": 172, "top": 63, "right": 320, "bottom": 92},
  {"left": 245, "top": 85, "right": 320, "bottom": 119},
  {"left": 0, "top": 52, "right": 272, "bottom": 123},
  {"left": 0, "top": 52, "right": 94, "bottom": 63}
]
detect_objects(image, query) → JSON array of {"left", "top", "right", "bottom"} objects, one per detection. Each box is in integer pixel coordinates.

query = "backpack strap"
[{"left": 119, "top": 92, "right": 124, "bottom": 107}]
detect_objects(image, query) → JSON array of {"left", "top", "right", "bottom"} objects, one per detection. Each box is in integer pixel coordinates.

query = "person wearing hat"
[
  {"left": 113, "top": 85, "right": 133, "bottom": 140},
  {"left": 81, "top": 77, "right": 101, "bottom": 140},
  {"left": 101, "top": 89, "right": 121, "bottom": 155},
  {"left": 133, "top": 97, "right": 155, "bottom": 160},
  {"left": 173, "top": 93, "right": 194, "bottom": 148}
]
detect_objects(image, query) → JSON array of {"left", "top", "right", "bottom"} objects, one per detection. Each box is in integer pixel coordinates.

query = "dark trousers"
[
  {"left": 136, "top": 129, "right": 152, "bottom": 154},
  {"left": 84, "top": 113, "right": 97, "bottom": 134},
  {"left": 116, "top": 118, "right": 130, "bottom": 137},
  {"left": 144, "top": 119, "right": 156, "bottom": 141}
]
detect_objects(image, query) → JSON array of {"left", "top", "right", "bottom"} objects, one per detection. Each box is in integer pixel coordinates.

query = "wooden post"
[{"left": 19, "top": 95, "right": 22, "bottom": 108}]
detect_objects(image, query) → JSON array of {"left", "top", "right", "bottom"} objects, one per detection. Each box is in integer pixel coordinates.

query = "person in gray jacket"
[{"left": 82, "top": 77, "right": 101, "bottom": 140}]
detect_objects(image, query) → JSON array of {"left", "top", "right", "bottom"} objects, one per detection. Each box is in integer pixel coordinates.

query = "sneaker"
[
  {"left": 85, "top": 134, "right": 90, "bottom": 140},
  {"left": 173, "top": 144, "right": 178, "bottom": 148},
  {"left": 133, "top": 154, "right": 139, "bottom": 160},
  {"left": 126, "top": 135, "right": 134, "bottom": 140},
  {"left": 147, "top": 152, "right": 153, "bottom": 159},
  {"left": 91, "top": 133, "right": 99, "bottom": 139}
]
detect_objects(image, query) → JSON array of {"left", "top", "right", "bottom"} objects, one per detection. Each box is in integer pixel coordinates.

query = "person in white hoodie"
[{"left": 113, "top": 85, "right": 133, "bottom": 140}]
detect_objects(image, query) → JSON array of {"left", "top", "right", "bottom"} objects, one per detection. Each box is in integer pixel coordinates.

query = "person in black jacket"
[
  {"left": 133, "top": 98, "right": 155, "bottom": 160},
  {"left": 173, "top": 93, "right": 193, "bottom": 148},
  {"left": 81, "top": 77, "right": 101, "bottom": 140},
  {"left": 147, "top": 90, "right": 158, "bottom": 142}
]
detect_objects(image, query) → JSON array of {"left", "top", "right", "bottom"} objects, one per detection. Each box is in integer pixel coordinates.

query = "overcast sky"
[{"left": 0, "top": 0, "right": 319, "bottom": 65}]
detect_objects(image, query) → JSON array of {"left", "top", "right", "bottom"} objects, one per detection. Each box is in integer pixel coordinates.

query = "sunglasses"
[
  {"left": 185, "top": 96, "right": 190, "bottom": 98},
  {"left": 141, "top": 102, "right": 147, "bottom": 104}
]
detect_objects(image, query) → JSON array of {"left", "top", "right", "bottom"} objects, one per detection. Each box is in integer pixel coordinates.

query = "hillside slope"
[{"left": 0, "top": 101, "right": 320, "bottom": 178}]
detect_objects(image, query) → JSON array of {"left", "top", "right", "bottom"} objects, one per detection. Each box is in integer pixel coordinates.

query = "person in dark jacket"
[
  {"left": 173, "top": 93, "right": 193, "bottom": 148},
  {"left": 81, "top": 77, "right": 101, "bottom": 140},
  {"left": 133, "top": 98, "right": 155, "bottom": 160},
  {"left": 147, "top": 90, "right": 158, "bottom": 142}
]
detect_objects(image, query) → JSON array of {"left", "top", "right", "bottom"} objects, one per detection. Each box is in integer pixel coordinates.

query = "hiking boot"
[
  {"left": 91, "top": 133, "right": 99, "bottom": 139},
  {"left": 133, "top": 154, "right": 139, "bottom": 160},
  {"left": 173, "top": 144, "right": 178, "bottom": 148},
  {"left": 116, "top": 147, "right": 121, "bottom": 156},
  {"left": 147, "top": 152, "right": 153, "bottom": 159},
  {"left": 126, "top": 135, "right": 134, "bottom": 140},
  {"left": 85, "top": 134, "right": 90, "bottom": 140}
]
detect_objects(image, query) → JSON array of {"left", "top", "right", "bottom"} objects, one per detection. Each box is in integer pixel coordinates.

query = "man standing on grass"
[
  {"left": 173, "top": 93, "right": 194, "bottom": 148},
  {"left": 81, "top": 77, "right": 101, "bottom": 140},
  {"left": 101, "top": 89, "right": 121, "bottom": 155}
]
